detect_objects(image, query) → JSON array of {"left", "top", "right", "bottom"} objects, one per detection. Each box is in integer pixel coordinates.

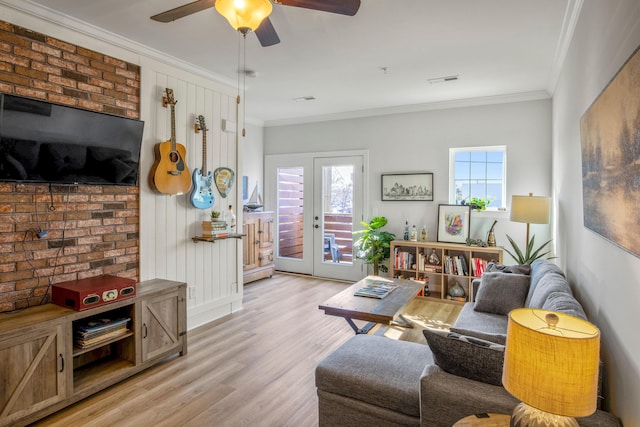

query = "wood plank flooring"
[{"left": 32, "top": 274, "right": 460, "bottom": 427}]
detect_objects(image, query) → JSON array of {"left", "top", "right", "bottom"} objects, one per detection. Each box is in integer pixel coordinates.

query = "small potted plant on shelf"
[
  {"left": 210, "top": 210, "right": 221, "bottom": 220},
  {"left": 353, "top": 216, "right": 396, "bottom": 276}
]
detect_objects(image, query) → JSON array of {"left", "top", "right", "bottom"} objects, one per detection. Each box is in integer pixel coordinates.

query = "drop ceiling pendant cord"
[
  {"left": 242, "top": 32, "right": 247, "bottom": 137},
  {"left": 236, "top": 32, "right": 241, "bottom": 137}
]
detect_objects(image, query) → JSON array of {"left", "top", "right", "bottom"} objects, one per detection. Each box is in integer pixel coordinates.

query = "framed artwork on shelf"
[
  {"left": 381, "top": 173, "right": 433, "bottom": 201},
  {"left": 437, "top": 204, "right": 470, "bottom": 244}
]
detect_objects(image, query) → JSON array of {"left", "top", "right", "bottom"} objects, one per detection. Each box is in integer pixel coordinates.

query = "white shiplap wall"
[{"left": 139, "top": 58, "right": 243, "bottom": 330}]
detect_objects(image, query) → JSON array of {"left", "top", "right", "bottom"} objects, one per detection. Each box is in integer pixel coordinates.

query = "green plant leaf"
[{"left": 503, "top": 234, "right": 554, "bottom": 264}]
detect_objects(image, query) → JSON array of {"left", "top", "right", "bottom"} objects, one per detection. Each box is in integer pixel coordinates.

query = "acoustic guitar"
[
  {"left": 190, "top": 115, "right": 214, "bottom": 209},
  {"left": 151, "top": 88, "right": 192, "bottom": 195}
]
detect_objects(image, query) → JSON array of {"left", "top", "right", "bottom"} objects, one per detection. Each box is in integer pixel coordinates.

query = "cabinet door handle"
[
  {"left": 59, "top": 354, "right": 64, "bottom": 373},
  {"left": 143, "top": 323, "right": 148, "bottom": 339}
]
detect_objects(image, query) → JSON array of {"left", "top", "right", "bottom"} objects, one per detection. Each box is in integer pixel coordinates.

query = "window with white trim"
[{"left": 449, "top": 146, "right": 506, "bottom": 209}]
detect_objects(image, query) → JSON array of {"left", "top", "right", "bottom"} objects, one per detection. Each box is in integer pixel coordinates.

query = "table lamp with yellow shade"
[{"left": 502, "top": 308, "right": 600, "bottom": 427}]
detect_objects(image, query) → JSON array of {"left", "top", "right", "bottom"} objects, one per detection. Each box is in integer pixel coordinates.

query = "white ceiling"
[{"left": 9, "top": 0, "right": 574, "bottom": 126}]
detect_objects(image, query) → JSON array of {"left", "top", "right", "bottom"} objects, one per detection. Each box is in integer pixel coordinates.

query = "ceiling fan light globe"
[{"left": 215, "top": 0, "right": 273, "bottom": 32}]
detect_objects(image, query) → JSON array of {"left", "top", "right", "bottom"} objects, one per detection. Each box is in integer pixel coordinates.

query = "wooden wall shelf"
[{"left": 192, "top": 234, "right": 244, "bottom": 243}]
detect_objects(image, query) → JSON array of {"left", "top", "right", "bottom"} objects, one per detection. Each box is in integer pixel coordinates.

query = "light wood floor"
[{"left": 33, "top": 274, "right": 461, "bottom": 427}]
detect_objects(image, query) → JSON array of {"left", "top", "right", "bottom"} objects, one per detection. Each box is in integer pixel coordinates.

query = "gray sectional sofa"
[{"left": 315, "top": 259, "right": 621, "bottom": 427}]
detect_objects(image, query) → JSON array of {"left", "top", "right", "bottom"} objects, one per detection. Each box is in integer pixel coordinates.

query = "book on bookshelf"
[
  {"left": 75, "top": 327, "right": 129, "bottom": 348},
  {"left": 74, "top": 317, "right": 131, "bottom": 348}
]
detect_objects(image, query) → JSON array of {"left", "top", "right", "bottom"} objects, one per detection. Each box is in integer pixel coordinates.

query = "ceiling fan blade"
[
  {"left": 254, "top": 17, "right": 280, "bottom": 47},
  {"left": 276, "top": 0, "right": 360, "bottom": 16},
  {"left": 151, "top": 0, "right": 215, "bottom": 23}
]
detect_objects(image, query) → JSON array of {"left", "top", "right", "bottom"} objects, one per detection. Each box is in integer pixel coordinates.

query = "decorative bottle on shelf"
[
  {"left": 428, "top": 249, "right": 440, "bottom": 265},
  {"left": 420, "top": 225, "right": 428, "bottom": 241},
  {"left": 403, "top": 220, "right": 409, "bottom": 241},
  {"left": 409, "top": 225, "right": 418, "bottom": 241},
  {"left": 227, "top": 205, "right": 236, "bottom": 233}
]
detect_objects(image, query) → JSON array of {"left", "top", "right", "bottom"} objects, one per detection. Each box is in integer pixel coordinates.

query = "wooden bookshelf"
[{"left": 390, "top": 240, "right": 502, "bottom": 303}]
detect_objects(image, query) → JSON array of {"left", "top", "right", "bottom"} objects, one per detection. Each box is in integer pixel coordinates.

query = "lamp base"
[{"left": 510, "top": 403, "right": 579, "bottom": 427}]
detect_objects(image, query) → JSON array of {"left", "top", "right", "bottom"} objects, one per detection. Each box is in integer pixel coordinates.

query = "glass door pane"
[
  {"left": 277, "top": 167, "right": 304, "bottom": 260},
  {"left": 321, "top": 164, "right": 354, "bottom": 265}
]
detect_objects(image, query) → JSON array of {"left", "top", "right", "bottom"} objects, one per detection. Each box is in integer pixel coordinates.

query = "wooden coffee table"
[{"left": 319, "top": 276, "right": 423, "bottom": 334}]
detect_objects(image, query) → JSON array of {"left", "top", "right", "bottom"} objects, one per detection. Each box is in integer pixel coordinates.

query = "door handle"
[{"left": 314, "top": 224, "right": 319, "bottom": 229}]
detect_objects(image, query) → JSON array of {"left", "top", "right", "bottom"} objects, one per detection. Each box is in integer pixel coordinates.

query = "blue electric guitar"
[{"left": 190, "top": 115, "right": 214, "bottom": 209}]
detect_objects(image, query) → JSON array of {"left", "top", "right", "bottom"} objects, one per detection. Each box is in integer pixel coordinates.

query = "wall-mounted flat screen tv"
[{"left": 0, "top": 93, "right": 144, "bottom": 186}]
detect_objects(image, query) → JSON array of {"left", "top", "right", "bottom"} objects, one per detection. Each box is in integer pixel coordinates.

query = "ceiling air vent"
[{"left": 427, "top": 75, "right": 460, "bottom": 84}]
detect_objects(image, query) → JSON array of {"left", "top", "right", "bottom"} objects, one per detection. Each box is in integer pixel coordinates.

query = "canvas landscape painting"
[{"left": 580, "top": 45, "right": 640, "bottom": 258}]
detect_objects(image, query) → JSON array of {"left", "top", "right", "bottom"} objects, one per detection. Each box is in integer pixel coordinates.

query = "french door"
[{"left": 265, "top": 152, "right": 366, "bottom": 282}]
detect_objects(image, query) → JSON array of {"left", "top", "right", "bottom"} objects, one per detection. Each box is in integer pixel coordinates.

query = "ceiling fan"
[{"left": 150, "top": 0, "right": 361, "bottom": 47}]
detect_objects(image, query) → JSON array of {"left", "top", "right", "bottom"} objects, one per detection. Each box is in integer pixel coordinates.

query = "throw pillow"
[
  {"left": 486, "top": 262, "right": 531, "bottom": 275},
  {"left": 473, "top": 272, "right": 530, "bottom": 315},
  {"left": 422, "top": 328, "right": 505, "bottom": 386},
  {"left": 448, "top": 327, "right": 507, "bottom": 345}
]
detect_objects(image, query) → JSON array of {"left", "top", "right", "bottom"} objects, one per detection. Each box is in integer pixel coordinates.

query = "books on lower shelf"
[
  {"left": 354, "top": 280, "right": 398, "bottom": 299},
  {"left": 74, "top": 317, "right": 131, "bottom": 349}
]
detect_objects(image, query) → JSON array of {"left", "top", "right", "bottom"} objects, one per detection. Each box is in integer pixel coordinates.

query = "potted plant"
[
  {"left": 503, "top": 234, "right": 554, "bottom": 264},
  {"left": 353, "top": 216, "right": 396, "bottom": 276},
  {"left": 210, "top": 210, "right": 221, "bottom": 221},
  {"left": 463, "top": 197, "right": 491, "bottom": 211}
]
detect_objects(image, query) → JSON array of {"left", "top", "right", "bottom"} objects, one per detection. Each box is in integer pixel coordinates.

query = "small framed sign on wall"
[{"left": 381, "top": 173, "right": 433, "bottom": 201}]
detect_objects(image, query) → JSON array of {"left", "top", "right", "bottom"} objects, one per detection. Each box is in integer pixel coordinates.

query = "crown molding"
[
  {"left": 0, "top": 0, "right": 238, "bottom": 90},
  {"left": 264, "top": 90, "right": 551, "bottom": 127},
  {"left": 546, "top": 0, "right": 584, "bottom": 95}
]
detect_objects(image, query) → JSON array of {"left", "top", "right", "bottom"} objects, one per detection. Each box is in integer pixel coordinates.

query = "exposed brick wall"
[{"left": 0, "top": 20, "right": 141, "bottom": 312}]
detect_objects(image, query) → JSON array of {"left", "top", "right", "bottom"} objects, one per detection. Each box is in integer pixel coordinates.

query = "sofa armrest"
[
  {"left": 420, "top": 364, "right": 519, "bottom": 427},
  {"left": 471, "top": 278, "right": 482, "bottom": 301},
  {"left": 419, "top": 364, "right": 621, "bottom": 427}
]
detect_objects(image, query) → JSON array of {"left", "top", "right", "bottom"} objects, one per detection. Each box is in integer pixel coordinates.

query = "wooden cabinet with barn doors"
[
  {"left": 243, "top": 211, "right": 275, "bottom": 284},
  {"left": 0, "top": 278, "right": 186, "bottom": 427}
]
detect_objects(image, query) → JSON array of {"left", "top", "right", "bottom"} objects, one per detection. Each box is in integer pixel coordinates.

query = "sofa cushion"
[
  {"left": 452, "top": 303, "right": 509, "bottom": 344},
  {"left": 474, "top": 272, "right": 530, "bottom": 315},
  {"left": 542, "top": 291, "right": 587, "bottom": 320},
  {"left": 526, "top": 259, "right": 566, "bottom": 306},
  {"left": 422, "top": 329, "right": 505, "bottom": 386},
  {"left": 316, "top": 334, "right": 432, "bottom": 418},
  {"left": 527, "top": 271, "right": 572, "bottom": 309}
]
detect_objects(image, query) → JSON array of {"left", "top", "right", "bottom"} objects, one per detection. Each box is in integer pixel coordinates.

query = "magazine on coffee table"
[{"left": 354, "top": 280, "right": 398, "bottom": 299}]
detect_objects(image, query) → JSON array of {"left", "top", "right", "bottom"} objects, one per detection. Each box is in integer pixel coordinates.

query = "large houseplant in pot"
[{"left": 353, "top": 216, "right": 396, "bottom": 276}]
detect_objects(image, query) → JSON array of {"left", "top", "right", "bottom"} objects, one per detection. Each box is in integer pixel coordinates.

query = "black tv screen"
[{"left": 0, "top": 93, "right": 144, "bottom": 186}]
